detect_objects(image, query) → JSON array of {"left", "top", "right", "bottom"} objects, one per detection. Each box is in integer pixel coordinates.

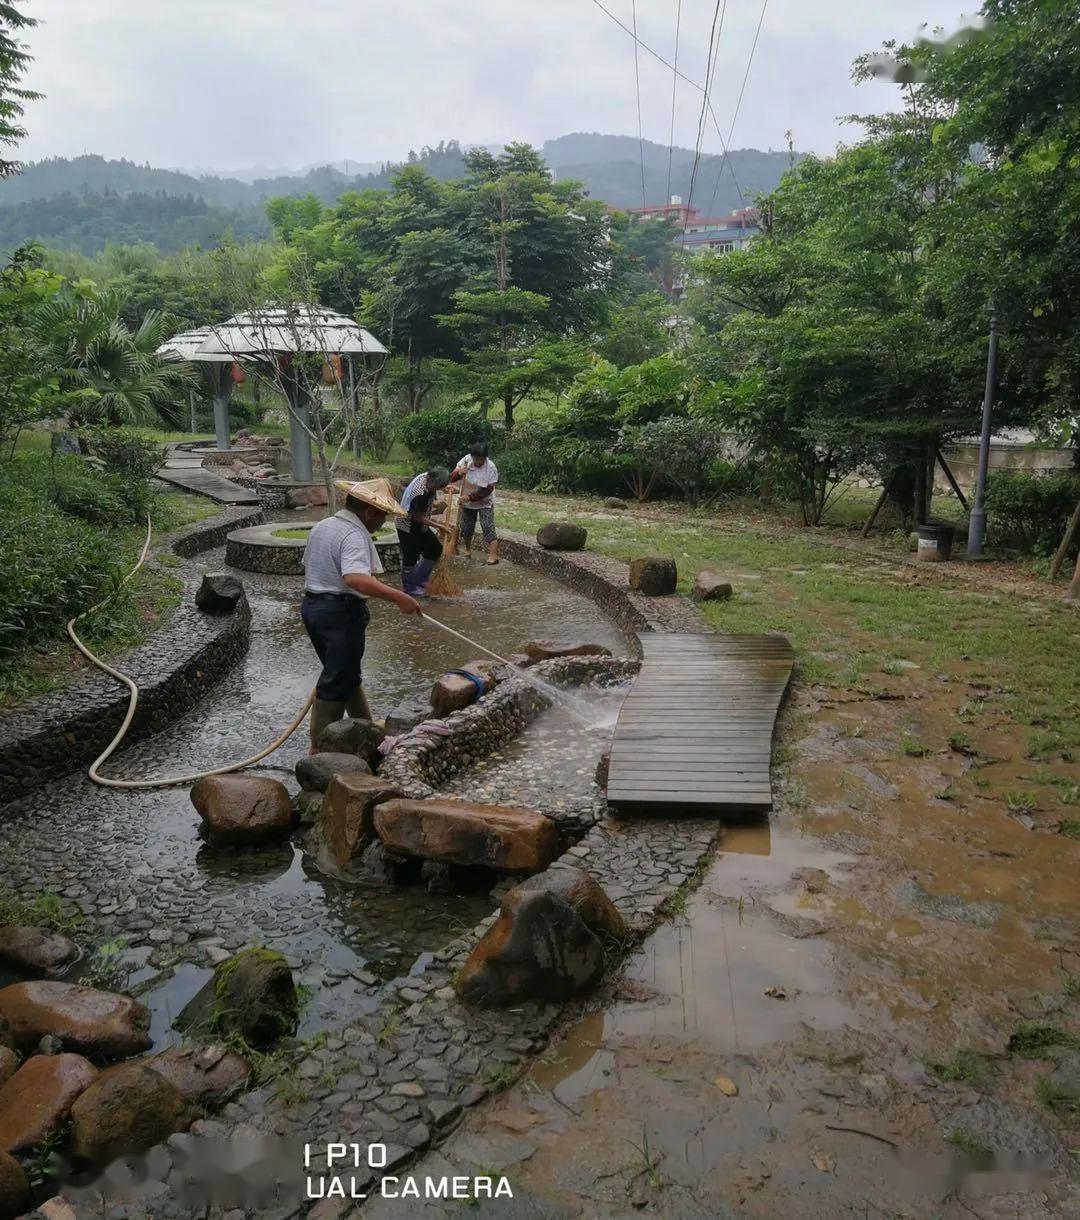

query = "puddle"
[{"left": 532, "top": 828, "right": 858, "bottom": 1111}]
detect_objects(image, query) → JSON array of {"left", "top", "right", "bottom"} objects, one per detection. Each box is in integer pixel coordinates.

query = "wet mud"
[{"left": 415, "top": 648, "right": 1080, "bottom": 1218}]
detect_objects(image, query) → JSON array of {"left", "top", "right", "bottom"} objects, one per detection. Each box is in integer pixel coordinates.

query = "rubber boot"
[
  {"left": 486, "top": 540, "right": 499, "bottom": 566},
  {"left": 400, "top": 562, "right": 420, "bottom": 595},
  {"left": 347, "top": 685, "right": 374, "bottom": 722},
  {"left": 411, "top": 557, "right": 436, "bottom": 594},
  {"left": 310, "top": 699, "right": 347, "bottom": 751}
]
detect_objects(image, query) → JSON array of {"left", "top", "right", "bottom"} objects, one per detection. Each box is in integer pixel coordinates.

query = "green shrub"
[
  {"left": 984, "top": 470, "right": 1080, "bottom": 554},
  {"left": 498, "top": 421, "right": 555, "bottom": 491},
  {"left": 398, "top": 405, "right": 493, "bottom": 468},
  {"left": 86, "top": 427, "right": 163, "bottom": 519},
  {"left": 52, "top": 475, "right": 128, "bottom": 525},
  {"left": 0, "top": 485, "right": 117, "bottom": 657}
]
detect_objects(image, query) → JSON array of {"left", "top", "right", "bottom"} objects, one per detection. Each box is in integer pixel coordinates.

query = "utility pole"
[{"left": 966, "top": 315, "right": 998, "bottom": 558}]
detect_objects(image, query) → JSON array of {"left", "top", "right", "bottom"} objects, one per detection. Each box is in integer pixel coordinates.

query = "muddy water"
[
  {"left": 429, "top": 678, "right": 1080, "bottom": 1217},
  {"left": 532, "top": 823, "right": 859, "bottom": 1112},
  {"left": 0, "top": 551, "right": 628, "bottom": 1049}
]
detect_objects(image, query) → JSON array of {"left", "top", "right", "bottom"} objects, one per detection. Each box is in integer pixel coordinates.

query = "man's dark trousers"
[{"left": 300, "top": 592, "right": 370, "bottom": 701}]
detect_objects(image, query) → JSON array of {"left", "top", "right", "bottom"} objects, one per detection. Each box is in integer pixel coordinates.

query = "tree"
[
  {"left": 444, "top": 147, "right": 611, "bottom": 430},
  {"left": 597, "top": 293, "right": 672, "bottom": 368},
  {"left": 31, "top": 289, "right": 193, "bottom": 427},
  {"left": 0, "top": 3, "right": 40, "bottom": 178},
  {"left": 0, "top": 244, "right": 62, "bottom": 453},
  {"left": 361, "top": 227, "right": 471, "bottom": 411}
]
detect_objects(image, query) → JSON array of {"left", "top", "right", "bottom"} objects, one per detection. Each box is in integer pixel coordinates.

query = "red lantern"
[
  {"left": 322, "top": 354, "right": 344, "bottom": 385},
  {"left": 230, "top": 362, "right": 246, "bottom": 384}
]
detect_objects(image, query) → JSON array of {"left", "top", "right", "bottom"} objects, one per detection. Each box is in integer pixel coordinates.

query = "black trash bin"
[{"left": 916, "top": 521, "right": 956, "bottom": 563}]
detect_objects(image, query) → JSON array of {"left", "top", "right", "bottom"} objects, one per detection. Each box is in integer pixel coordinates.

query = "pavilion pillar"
[
  {"left": 287, "top": 386, "right": 313, "bottom": 482},
  {"left": 213, "top": 395, "right": 231, "bottom": 451}
]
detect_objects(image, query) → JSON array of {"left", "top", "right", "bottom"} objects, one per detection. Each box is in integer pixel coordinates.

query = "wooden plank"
[{"left": 607, "top": 631, "right": 793, "bottom": 815}]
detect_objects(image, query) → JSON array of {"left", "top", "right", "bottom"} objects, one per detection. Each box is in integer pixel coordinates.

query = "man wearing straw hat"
[{"left": 301, "top": 477, "right": 421, "bottom": 748}]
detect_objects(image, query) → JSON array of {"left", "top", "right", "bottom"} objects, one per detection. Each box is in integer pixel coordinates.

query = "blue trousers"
[{"left": 300, "top": 593, "right": 370, "bottom": 701}]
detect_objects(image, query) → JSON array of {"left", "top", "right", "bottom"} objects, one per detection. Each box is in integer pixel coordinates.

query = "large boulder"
[
  {"left": 629, "top": 556, "right": 678, "bottom": 596},
  {"left": 429, "top": 665, "right": 499, "bottom": 718},
  {"left": 285, "top": 485, "right": 328, "bottom": 509},
  {"left": 373, "top": 799, "right": 558, "bottom": 874},
  {"left": 175, "top": 948, "right": 298, "bottom": 1048},
  {"left": 314, "top": 774, "right": 404, "bottom": 876},
  {"left": 70, "top": 1063, "right": 195, "bottom": 1167},
  {"left": 519, "top": 867, "right": 628, "bottom": 938},
  {"left": 0, "top": 925, "right": 80, "bottom": 976},
  {"left": 0, "top": 1151, "right": 29, "bottom": 1220},
  {"left": 536, "top": 522, "right": 587, "bottom": 551},
  {"left": 190, "top": 774, "right": 295, "bottom": 845},
  {"left": 316, "top": 717, "right": 385, "bottom": 766},
  {"left": 146, "top": 1043, "right": 250, "bottom": 1109},
  {"left": 456, "top": 888, "right": 604, "bottom": 1007},
  {"left": 194, "top": 573, "right": 246, "bottom": 615},
  {"left": 0, "top": 982, "right": 150, "bottom": 1058},
  {"left": 385, "top": 693, "right": 432, "bottom": 735},
  {"left": 522, "top": 641, "right": 613, "bottom": 664},
  {"left": 692, "top": 571, "right": 733, "bottom": 602},
  {"left": 0, "top": 1053, "right": 99, "bottom": 1152},
  {"left": 295, "top": 752, "right": 370, "bottom": 793}
]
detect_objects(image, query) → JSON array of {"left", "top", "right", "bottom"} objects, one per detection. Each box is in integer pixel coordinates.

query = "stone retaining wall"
[
  {"left": 499, "top": 530, "right": 708, "bottom": 650},
  {"left": 379, "top": 656, "right": 638, "bottom": 806},
  {"left": 171, "top": 506, "right": 263, "bottom": 558},
  {"left": 0, "top": 506, "right": 259, "bottom": 809}
]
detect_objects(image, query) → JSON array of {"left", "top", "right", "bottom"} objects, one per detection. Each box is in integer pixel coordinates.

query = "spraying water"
[{"left": 420, "top": 612, "right": 621, "bottom": 732}]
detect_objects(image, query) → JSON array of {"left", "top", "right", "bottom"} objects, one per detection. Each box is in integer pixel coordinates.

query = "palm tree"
[{"left": 32, "top": 290, "right": 193, "bottom": 426}]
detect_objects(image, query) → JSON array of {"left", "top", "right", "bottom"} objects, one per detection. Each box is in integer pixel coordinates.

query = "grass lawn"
[{"left": 497, "top": 496, "right": 1080, "bottom": 761}]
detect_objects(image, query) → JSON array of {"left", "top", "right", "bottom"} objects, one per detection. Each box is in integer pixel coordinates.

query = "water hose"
[
  {"left": 69, "top": 516, "right": 315, "bottom": 791},
  {"left": 420, "top": 613, "right": 593, "bottom": 726},
  {"left": 69, "top": 518, "right": 585, "bottom": 790}
]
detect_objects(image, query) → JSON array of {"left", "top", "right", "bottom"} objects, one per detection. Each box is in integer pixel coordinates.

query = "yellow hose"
[{"left": 69, "top": 515, "right": 314, "bottom": 791}]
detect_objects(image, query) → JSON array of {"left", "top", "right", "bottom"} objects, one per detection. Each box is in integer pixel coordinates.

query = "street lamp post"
[{"left": 966, "top": 315, "right": 999, "bottom": 558}]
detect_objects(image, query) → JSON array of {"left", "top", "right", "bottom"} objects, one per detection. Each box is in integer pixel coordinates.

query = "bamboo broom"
[{"left": 427, "top": 482, "right": 463, "bottom": 597}]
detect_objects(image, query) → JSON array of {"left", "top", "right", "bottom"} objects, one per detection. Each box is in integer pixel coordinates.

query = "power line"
[
  {"left": 631, "top": 0, "right": 647, "bottom": 209},
  {"left": 686, "top": 0, "right": 728, "bottom": 218},
  {"left": 707, "top": 0, "right": 770, "bottom": 215},
  {"left": 665, "top": 0, "right": 683, "bottom": 205},
  {"left": 587, "top": 0, "right": 745, "bottom": 205}
]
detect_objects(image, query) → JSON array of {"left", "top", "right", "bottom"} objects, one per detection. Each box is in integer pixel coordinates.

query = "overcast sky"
[{"left": 15, "top": 0, "right": 971, "bottom": 172}]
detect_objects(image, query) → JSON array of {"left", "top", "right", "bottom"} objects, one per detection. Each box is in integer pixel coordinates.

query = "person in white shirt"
[
  {"left": 449, "top": 441, "right": 500, "bottom": 565},
  {"left": 301, "top": 477, "right": 421, "bottom": 748}
]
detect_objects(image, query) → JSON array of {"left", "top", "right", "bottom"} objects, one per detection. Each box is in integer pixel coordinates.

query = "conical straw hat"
[{"left": 333, "top": 476, "right": 407, "bottom": 517}]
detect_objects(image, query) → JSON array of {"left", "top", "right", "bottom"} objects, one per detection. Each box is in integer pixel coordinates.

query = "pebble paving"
[{"left": 5, "top": 517, "right": 726, "bottom": 1218}]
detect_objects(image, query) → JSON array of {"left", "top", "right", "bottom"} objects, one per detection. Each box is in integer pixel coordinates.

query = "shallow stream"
[{"left": 0, "top": 547, "right": 628, "bottom": 1048}]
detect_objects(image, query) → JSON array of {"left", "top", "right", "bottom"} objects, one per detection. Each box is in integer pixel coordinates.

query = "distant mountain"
[
  {"left": 177, "top": 159, "right": 384, "bottom": 183},
  {"left": 544, "top": 133, "right": 801, "bottom": 213},
  {"left": 0, "top": 136, "right": 801, "bottom": 254},
  {"left": 0, "top": 145, "right": 470, "bottom": 254},
  {"left": 0, "top": 190, "right": 270, "bottom": 256}
]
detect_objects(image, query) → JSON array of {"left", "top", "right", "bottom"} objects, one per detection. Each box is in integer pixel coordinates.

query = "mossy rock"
[{"left": 175, "top": 948, "right": 298, "bottom": 1049}]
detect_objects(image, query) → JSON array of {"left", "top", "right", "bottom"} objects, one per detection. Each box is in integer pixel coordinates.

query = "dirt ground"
[{"left": 380, "top": 497, "right": 1080, "bottom": 1219}]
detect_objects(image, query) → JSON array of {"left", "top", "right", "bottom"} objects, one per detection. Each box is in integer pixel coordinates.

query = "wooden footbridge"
[{"left": 606, "top": 633, "right": 794, "bottom": 814}]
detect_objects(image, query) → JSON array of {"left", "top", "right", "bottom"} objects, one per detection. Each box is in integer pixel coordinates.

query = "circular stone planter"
[{"left": 225, "top": 522, "right": 401, "bottom": 575}]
